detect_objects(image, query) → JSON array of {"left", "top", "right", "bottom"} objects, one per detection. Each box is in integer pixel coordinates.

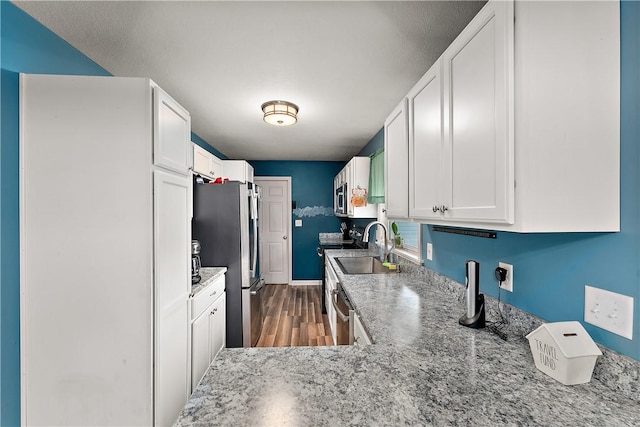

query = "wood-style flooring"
[{"left": 256, "top": 284, "right": 334, "bottom": 347}]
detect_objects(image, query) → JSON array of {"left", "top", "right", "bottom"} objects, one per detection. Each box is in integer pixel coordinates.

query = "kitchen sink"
[{"left": 335, "top": 257, "right": 398, "bottom": 274}]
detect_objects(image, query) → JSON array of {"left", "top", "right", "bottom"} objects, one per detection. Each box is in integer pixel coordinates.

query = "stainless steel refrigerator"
[{"left": 193, "top": 181, "right": 264, "bottom": 347}]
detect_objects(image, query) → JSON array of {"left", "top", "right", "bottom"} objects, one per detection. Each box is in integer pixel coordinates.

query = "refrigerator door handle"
[{"left": 251, "top": 216, "right": 258, "bottom": 275}]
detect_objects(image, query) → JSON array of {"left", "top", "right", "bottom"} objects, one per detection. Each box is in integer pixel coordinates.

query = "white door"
[
  {"left": 384, "top": 98, "right": 409, "bottom": 219},
  {"left": 441, "top": 0, "right": 514, "bottom": 223},
  {"left": 153, "top": 170, "right": 191, "bottom": 426},
  {"left": 255, "top": 177, "right": 291, "bottom": 284},
  {"left": 409, "top": 61, "right": 443, "bottom": 220}
]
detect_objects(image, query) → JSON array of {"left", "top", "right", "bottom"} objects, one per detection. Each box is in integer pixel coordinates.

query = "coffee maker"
[{"left": 191, "top": 240, "right": 202, "bottom": 284}]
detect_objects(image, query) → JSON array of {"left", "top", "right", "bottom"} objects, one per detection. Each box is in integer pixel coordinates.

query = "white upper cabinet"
[
  {"left": 335, "top": 157, "right": 377, "bottom": 219},
  {"left": 153, "top": 87, "right": 191, "bottom": 176},
  {"left": 407, "top": 61, "right": 443, "bottom": 220},
  {"left": 223, "top": 160, "right": 254, "bottom": 183},
  {"left": 193, "top": 143, "right": 223, "bottom": 179},
  {"left": 384, "top": 98, "right": 409, "bottom": 219},
  {"left": 440, "top": 0, "right": 514, "bottom": 224},
  {"left": 386, "top": 0, "right": 619, "bottom": 232}
]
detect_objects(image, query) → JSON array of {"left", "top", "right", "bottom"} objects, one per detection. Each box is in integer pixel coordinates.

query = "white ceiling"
[{"left": 14, "top": 0, "right": 485, "bottom": 161}]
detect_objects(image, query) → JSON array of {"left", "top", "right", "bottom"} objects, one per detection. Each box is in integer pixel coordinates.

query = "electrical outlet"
[
  {"left": 498, "top": 262, "right": 513, "bottom": 292},
  {"left": 295, "top": 219, "right": 302, "bottom": 227},
  {"left": 426, "top": 243, "right": 433, "bottom": 261},
  {"left": 584, "top": 285, "right": 634, "bottom": 339}
]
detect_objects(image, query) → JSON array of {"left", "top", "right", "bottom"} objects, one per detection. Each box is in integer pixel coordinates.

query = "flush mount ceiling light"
[{"left": 261, "top": 100, "right": 299, "bottom": 126}]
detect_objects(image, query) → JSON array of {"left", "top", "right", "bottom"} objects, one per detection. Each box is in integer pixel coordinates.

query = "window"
[{"left": 390, "top": 220, "right": 422, "bottom": 264}]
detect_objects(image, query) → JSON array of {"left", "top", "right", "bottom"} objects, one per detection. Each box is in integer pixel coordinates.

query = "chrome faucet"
[{"left": 363, "top": 221, "right": 391, "bottom": 262}]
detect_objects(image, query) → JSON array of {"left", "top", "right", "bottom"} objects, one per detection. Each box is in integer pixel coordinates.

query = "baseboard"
[{"left": 291, "top": 280, "right": 321, "bottom": 286}]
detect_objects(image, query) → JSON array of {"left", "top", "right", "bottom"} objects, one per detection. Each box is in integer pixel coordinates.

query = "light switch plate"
[
  {"left": 295, "top": 219, "right": 302, "bottom": 227},
  {"left": 426, "top": 243, "right": 433, "bottom": 261},
  {"left": 584, "top": 285, "right": 634, "bottom": 339}
]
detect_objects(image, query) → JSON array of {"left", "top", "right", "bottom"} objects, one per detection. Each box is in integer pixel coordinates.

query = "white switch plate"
[
  {"left": 498, "top": 262, "right": 513, "bottom": 292},
  {"left": 584, "top": 285, "right": 634, "bottom": 340},
  {"left": 426, "top": 243, "right": 433, "bottom": 261},
  {"left": 294, "top": 219, "right": 302, "bottom": 227}
]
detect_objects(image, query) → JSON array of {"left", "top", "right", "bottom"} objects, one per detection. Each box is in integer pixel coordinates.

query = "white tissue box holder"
[{"left": 526, "top": 321, "right": 602, "bottom": 385}]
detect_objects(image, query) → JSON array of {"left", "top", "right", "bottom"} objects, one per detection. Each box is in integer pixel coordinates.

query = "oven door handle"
[
  {"left": 250, "top": 278, "right": 265, "bottom": 296},
  {"left": 331, "top": 289, "right": 350, "bottom": 323}
]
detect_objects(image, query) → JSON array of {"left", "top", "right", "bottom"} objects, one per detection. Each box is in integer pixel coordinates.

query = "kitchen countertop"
[
  {"left": 176, "top": 250, "right": 639, "bottom": 426},
  {"left": 192, "top": 267, "right": 227, "bottom": 296}
]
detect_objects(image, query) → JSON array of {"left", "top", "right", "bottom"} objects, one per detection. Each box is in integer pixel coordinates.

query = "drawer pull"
[
  {"left": 211, "top": 308, "right": 217, "bottom": 315},
  {"left": 210, "top": 291, "right": 217, "bottom": 296}
]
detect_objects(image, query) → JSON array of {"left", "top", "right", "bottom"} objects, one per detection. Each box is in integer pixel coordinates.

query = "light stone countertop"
[
  {"left": 191, "top": 267, "right": 227, "bottom": 296},
  {"left": 176, "top": 250, "right": 639, "bottom": 426}
]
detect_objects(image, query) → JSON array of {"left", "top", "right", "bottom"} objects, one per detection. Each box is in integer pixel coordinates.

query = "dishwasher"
[{"left": 332, "top": 284, "right": 355, "bottom": 346}]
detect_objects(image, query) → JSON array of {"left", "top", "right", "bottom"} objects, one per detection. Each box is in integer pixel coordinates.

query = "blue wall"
[
  {"left": 250, "top": 161, "right": 344, "bottom": 280},
  {"left": 0, "top": 3, "right": 224, "bottom": 424},
  {"left": 357, "top": 128, "right": 384, "bottom": 157},
  {"left": 359, "top": 2, "right": 640, "bottom": 361},
  {"left": 192, "top": 132, "right": 228, "bottom": 160}
]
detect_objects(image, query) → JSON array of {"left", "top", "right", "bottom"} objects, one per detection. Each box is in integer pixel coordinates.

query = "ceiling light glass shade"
[{"left": 261, "top": 100, "right": 299, "bottom": 126}]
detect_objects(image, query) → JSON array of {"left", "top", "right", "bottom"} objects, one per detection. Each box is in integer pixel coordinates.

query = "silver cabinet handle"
[
  {"left": 330, "top": 289, "right": 350, "bottom": 323},
  {"left": 283, "top": 235, "right": 288, "bottom": 240},
  {"left": 211, "top": 308, "right": 217, "bottom": 315},
  {"left": 210, "top": 291, "right": 217, "bottom": 297},
  {"left": 440, "top": 205, "right": 448, "bottom": 213},
  {"left": 316, "top": 247, "right": 323, "bottom": 257},
  {"left": 189, "top": 292, "right": 195, "bottom": 298},
  {"left": 432, "top": 205, "right": 439, "bottom": 213}
]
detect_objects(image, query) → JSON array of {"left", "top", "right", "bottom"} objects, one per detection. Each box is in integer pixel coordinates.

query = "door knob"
[{"left": 283, "top": 235, "right": 288, "bottom": 240}]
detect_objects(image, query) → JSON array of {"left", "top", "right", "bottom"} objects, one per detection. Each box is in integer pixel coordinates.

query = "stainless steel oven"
[{"left": 331, "top": 284, "right": 354, "bottom": 345}]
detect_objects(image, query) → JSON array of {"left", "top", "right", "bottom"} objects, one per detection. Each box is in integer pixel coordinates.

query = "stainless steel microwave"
[{"left": 335, "top": 182, "right": 347, "bottom": 216}]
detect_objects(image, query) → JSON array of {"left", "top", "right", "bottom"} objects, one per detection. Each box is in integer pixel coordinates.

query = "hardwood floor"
[{"left": 256, "top": 284, "right": 334, "bottom": 347}]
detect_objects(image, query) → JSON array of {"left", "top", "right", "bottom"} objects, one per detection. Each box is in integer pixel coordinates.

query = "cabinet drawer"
[{"left": 192, "top": 276, "right": 225, "bottom": 320}]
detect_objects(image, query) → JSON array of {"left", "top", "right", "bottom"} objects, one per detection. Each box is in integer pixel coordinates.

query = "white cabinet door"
[
  {"left": 210, "top": 155, "right": 224, "bottom": 179},
  {"left": 209, "top": 293, "right": 226, "bottom": 361},
  {"left": 153, "top": 170, "right": 191, "bottom": 426},
  {"left": 353, "top": 314, "right": 372, "bottom": 345},
  {"left": 441, "top": 0, "right": 514, "bottom": 223},
  {"left": 408, "top": 62, "right": 443, "bottom": 220},
  {"left": 190, "top": 308, "right": 210, "bottom": 391},
  {"left": 223, "top": 160, "right": 253, "bottom": 183},
  {"left": 193, "top": 144, "right": 212, "bottom": 178},
  {"left": 384, "top": 99, "right": 409, "bottom": 219},
  {"left": 154, "top": 87, "right": 191, "bottom": 176}
]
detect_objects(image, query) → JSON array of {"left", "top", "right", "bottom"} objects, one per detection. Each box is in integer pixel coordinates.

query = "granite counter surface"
[
  {"left": 192, "top": 267, "right": 227, "bottom": 296},
  {"left": 176, "top": 250, "right": 639, "bottom": 426}
]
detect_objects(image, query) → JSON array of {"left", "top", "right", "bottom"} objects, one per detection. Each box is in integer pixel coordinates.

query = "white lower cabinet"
[
  {"left": 353, "top": 314, "right": 372, "bottom": 346},
  {"left": 324, "top": 264, "right": 338, "bottom": 345},
  {"left": 191, "top": 276, "right": 226, "bottom": 391}
]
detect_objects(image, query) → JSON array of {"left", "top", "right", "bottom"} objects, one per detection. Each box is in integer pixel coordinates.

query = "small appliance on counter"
[
  {"left": 192, "top": 240, "right": 202, "bottom": 284},
  {"left": 459, "top": 260, "right": 485, "bottom": 328}
]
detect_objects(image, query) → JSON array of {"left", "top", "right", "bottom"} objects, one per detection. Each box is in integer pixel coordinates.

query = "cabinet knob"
[
  {"left": 283, "top": 235, "right": 288, "bottom": 240},
  {"left": 432, "top": 205, "right": 439, "bottom": 213},
  {"left": 441, "top": 205, "right": 448, "bottom": 213}
]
